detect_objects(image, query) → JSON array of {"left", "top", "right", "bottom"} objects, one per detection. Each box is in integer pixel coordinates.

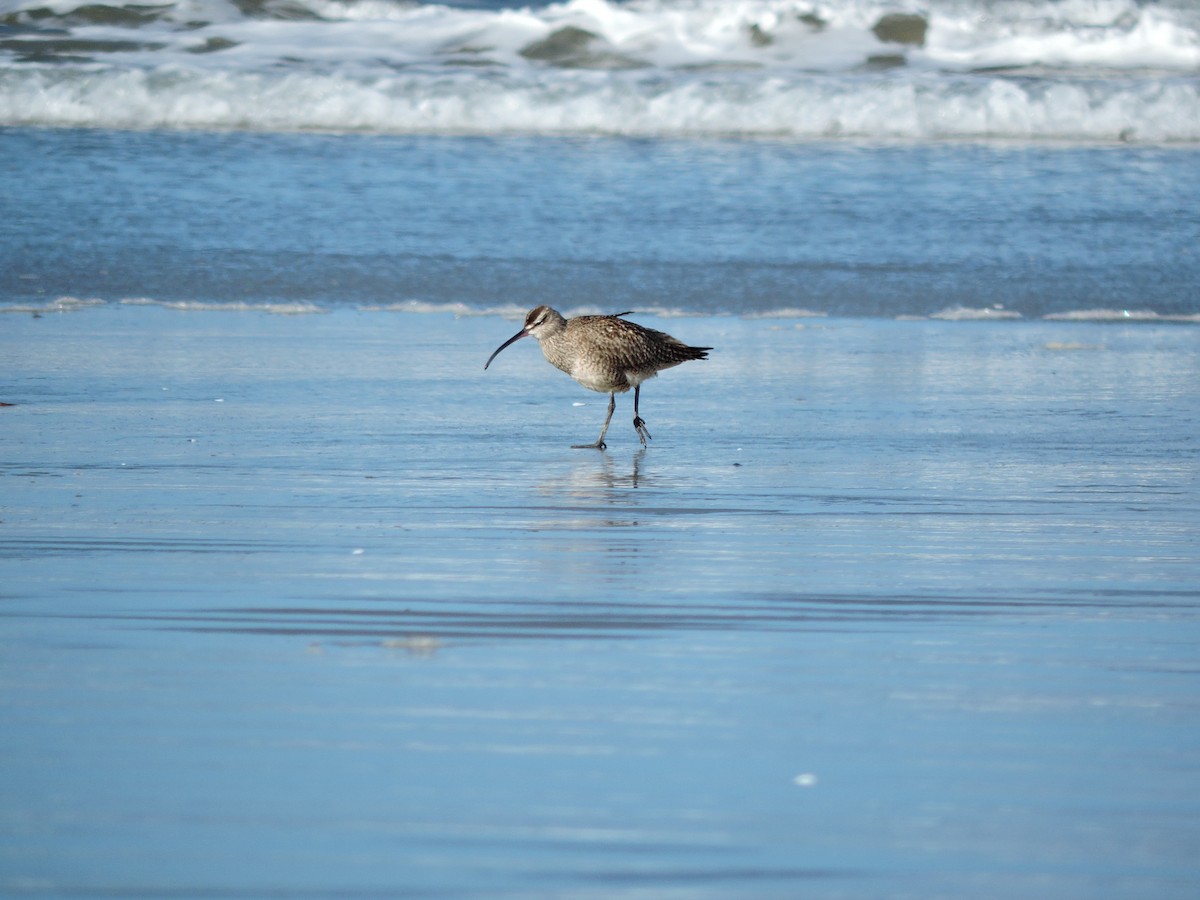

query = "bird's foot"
[
  {"left": 571, "top": 440, "right": 607, "bottom": 451},
  {"left": 633, "top": 416, "right": 652, "bottom": 447}
]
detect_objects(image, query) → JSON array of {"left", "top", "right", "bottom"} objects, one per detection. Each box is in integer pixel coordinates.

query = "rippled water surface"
[
  {"left": 2, "top": 309, "right": 1198, "bottom": 897},
  {"left": 3, "top": 129, "right": 1199, "bottom": 319}
]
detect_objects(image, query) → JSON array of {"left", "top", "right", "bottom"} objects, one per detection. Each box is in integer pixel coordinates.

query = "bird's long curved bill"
[{"left": 484, "top": 329, "right": 528, "bottom": 370}]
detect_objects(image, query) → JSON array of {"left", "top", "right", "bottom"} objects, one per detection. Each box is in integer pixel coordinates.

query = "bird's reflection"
[
  {"left": 570, "top": 447, "right": 647, "bottom": 494},
  {"left": 529, "top": 450, "right": 651, "bottom": 581},
  {"left": 530, "top": 449, "right": 648, "bottom": 512}
]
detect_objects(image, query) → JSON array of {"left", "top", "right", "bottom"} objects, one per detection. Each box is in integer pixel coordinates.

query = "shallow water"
[{"left": 2, "top": 308, "right": 1198, "bottom": 896}]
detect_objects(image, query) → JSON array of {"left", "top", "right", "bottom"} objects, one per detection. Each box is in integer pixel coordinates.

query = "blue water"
[
  {"left": 1, "top": 118, "right": 1199, "bottom": 897},
  {"left": 2, "top": 304, "right": 1199, "bottom": 897},
  {"left": 2, "top": 127, "right": 1197, "bottom": 318}
]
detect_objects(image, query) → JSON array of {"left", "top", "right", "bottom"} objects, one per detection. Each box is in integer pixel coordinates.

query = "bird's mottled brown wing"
[{"left": 570, "top": 315, "right": 708, "bottom": 372}]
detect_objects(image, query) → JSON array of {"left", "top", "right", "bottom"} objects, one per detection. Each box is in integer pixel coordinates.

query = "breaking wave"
[{"left": 1, "top": 0, "right": 1197, "bottom": 141}]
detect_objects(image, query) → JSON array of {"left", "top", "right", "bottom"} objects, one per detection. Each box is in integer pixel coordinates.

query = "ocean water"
[
  {"left": 2, "top": 127, "right": 1199, "bottom": 319},
  {"left": 2, "top": 1, "right": 1200, "bottom": 896},
  {"left": 3, "top": 0, "right": 1198, "bottom": 321}
]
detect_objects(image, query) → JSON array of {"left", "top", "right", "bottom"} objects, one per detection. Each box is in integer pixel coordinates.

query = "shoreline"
[{"left": 3, "top": 296, "right": 1198, "bottom": 324}]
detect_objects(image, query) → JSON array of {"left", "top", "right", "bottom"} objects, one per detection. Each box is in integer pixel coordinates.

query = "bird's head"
[{"left": 484, "top": 306, "right": 565, "bottom": 369}]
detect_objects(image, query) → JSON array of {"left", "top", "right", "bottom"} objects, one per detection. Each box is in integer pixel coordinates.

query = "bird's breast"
[
  {"left": 568, "top": 361, "right": 631, "bottom": 394},
  {"left": 539, "top": 331, "right": 655, "bottom": 393}
]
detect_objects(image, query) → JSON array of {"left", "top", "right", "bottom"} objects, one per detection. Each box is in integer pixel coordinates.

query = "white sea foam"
[
  {"left": 118, "top": 298, "right": 328, "bottom": 314},
  {"left": 0, "top": 0, "right": 1197, "bottom": 140},
  {"left": 931, "top": 305, "right": 1024, "bottom": 320},
  {"left": 1043, "top": 308, "right": 1200, "bottom": 323},
  {"left": 742, "top": 307, "right": 828, "bottom": 319},
  {"left": 0, "top": 296, "right": 107, "bottom": 314},
  {"left": 362, "top": 300, "right": 531, "bottom": 318}
]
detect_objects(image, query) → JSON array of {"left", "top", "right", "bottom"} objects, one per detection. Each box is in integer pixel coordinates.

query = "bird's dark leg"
[
  {"left": 632, "top": 385, "right": 652, "bottom": 447},
  {"left": 573, "top": 392, "right": 616, "bottom": 450}
]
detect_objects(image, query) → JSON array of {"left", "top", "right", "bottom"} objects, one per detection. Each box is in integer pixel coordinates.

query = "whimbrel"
[{"left": 484, "top": 306, "right": 711, "bottom": 449}]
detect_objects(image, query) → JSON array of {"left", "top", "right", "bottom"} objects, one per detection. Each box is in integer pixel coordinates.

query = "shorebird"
[{"left": 485, "top": 306, "right": 711, "bottom": 449}]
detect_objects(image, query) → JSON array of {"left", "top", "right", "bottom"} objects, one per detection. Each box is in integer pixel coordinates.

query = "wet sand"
[{"left": 2, "top": 307, "right": 1199, "bottom": 897}]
